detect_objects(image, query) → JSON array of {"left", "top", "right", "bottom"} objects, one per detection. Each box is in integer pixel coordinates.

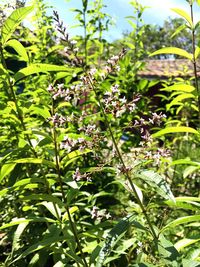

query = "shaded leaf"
[
  {"left": 96, "top": 215, "right": 138, "bottom": 267},
  {"left": 135, "top": 170, "right": 175, "bottom": 202}
]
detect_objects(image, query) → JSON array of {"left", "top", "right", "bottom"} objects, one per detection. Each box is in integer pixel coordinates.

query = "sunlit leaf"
[
  {"left": 150, "top": 47, "right": 193, "bottom": 60},
  {"left": 175, "top": 237, "right": 200, "bottom": 251},
  {"left": 152, "top": 126, "right": 199, "bottom": 138},
  {"left": 13, "top": 64, "right": 69, "bottom": 83},
  {"left": 5, "top": 39, "right": 29, "bottom": 62},
  {"left": 171, "top": 8, "right": 193, "bottom": 28},
  {"left": 0, "top": 163, "right": 16, "bottom": 183},
  {"left": 1, "top": 6, "right": 34, "bottom": 46},
  {"left": 161, "top": 215, "right": 200, "bottom": 232}
]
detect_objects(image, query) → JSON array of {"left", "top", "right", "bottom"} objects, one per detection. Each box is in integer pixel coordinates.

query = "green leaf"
[
  {"left": 0, "top": 217, "right": 55, "bottom": 230},
  {"left": 171, "top": 8, "right": 193, "bottom": 28},
  {"left": 11, "top": 222, "right": 29, "bottom": 257},
  {"left": 8, "top": 158, "right": 56, "bottom": 168},
  {"left": 175, "top": 237, "right": 200, "bottom": 251},
  {"left": 166, "top": 93, "right": 195, "bottom": 110},
  {"left": 161, "top": 84, "right": 195, "bottom": 93},
  {"left": 158, "top": 233, "right": 180, "bottom": 262},
  {"left": 0, "top": 163, "right": 16, "bottom": 183},
  {"left": 62, "top": 149, "right": 92, "bottom": 168},
  {"left": 1, "top": 6, "right": 34, "bottom": 46},
  {"left": 21, "top": 194, "right": 64, "bottom": 207},
  {"left": 152, "top": 126, "right": 199, "bottom": 138},
  {"left": 96, "top": 215, "right": 137, "bottom": 267},
  {"left": 135, "top": 170, "right": 175, "bottom": 202},
  {"left": 38, "top": 201, "right": 61, "bottom": 220},
  {"left": 5, "top": 39, "right": 29, "bottom": 62},
  {"left": 150, "top": 47, "right": 193, "bottom": 60},
  {"left": 13, "top": 64, "right": 69, "bottom": 83},
  {"left": 11, "top": 236, "right": 65, "bottom": 264},
  {"left": 161, "top": 215, "right": 200, "bottom": 232}
]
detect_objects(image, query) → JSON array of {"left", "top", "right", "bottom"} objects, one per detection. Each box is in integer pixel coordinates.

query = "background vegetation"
[{"left": 0, "top": 0, "right": 200, "bottom": 266}]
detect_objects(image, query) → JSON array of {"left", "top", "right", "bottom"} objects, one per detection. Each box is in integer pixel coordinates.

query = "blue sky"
[
  {"left": 22, "top": 0, "right": 198, "bottom": 40},
  {"left": 47, "top": 0, "right": 200, "bottom": 40}
]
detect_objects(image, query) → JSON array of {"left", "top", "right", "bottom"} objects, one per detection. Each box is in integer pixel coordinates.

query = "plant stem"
[
  {"left": 51, "top": 105, "right": 88, "bottom": 267},
  {"left": 88, "top": 76, "right": 157, "bottom": 240},
  {"left": 190, "top": 3, "right": 200, "bottom": 123}
]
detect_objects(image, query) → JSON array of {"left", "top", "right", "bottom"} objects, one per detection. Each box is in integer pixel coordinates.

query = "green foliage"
[{"left": 0, "top": 0, "right": 200, "bottom": 266}]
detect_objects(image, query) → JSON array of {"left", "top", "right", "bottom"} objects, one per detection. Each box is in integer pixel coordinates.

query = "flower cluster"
[
  {"left": 53, "top": 10, "right": 82, "bottom": 66},
  {"left": 133, "top": 112, "right": 166, "bottom": 144},
  {"left": 48, "top": 113, "right": 66, "bottom": 127},
  {"left": 61, "top": 135, "right": 93, "bottom": 152},
  {"left": 91, "top": 206, "right": 111, "bottom": 221},
  {"left": 103, "top": 84, "right": 140, "bottom": 117},
  {"left": 72, "top": 167, "right": 91, "bottom": 182}
]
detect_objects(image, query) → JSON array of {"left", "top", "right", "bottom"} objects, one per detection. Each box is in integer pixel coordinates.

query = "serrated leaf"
[
  {"left": 1, "top": 6, "right": 34, "bottom": 46},
  {"left": 5, "top": 39, "right": 29, "bottom": 62},
  {"left": 152, "top": 126, "right": 199, "bottom": 138},
  {"left": 161, "top": 215, "right": 200, "bottom": 232},
  {"left": 13, "top": 64, "right": 69, "bottom": 83},
  {"left": 135, "top": 170, "right": 175, "bottom": 202},
  {"left": 150, "top": 47, "right": 193, "bottom": 60},
  {"left": 96, "top": 215, "right": 138, "bottom": 267},
  {"left": 171, "top": 8, "right": 193, "bottom": 28}
]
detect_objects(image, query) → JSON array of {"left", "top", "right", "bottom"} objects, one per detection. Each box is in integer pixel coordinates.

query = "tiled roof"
[{"left": 138, "top": 59, "right": 200, "bottom": 78}]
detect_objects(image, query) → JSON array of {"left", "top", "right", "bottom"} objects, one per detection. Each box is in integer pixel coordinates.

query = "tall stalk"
[
  {"left": 88, "top": 75, "right": 157, "bottom": 241},
  {"left": 190, "top": 1, "right": 200, "bottom": 123}
]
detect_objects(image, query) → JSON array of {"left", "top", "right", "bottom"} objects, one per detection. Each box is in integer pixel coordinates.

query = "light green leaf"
[
  {"left": 152, "top": 126, "right": 199, "bottom": 138},
  {"left": 166, "top": 93, "right": 195, "bottom": 110},
  {"left": 161, "top": 215, "right": 200, "bottom": 232},
  {"left": 13, "top": 64, "right": 69, "bottom": 83},
  {"left": 195, "top": 46, "right": 200, "bottom": 59},
  {"left": 135, "top": 170, "right": 175, "bottom": 202},
  {"left": 38, "top": 201, "right": 61, "bottom": 220},
  {"left": 8, "top": 158, "right": 56, "bottom": 168},
  {"left": 171, "top": 8, "right": 193, "bottom": 28},
  {"left": 96, "top": 215, "right": 137, "bottom": 267},
  {"left": 1, "top": 6, "right": 34, "bottom": 46},
  {"left": 62, "top": 206, "right": 78, "bottom": 222},
  {"left": 0, "top": 217, "right": 56, "bottom": 230},
  {"left": 171, "top": 159, "right": 200, "bottom": 167},
  {"left": 161, "top": 84, "right": 195, "bottom": 93},
  {"left": 150, "top": 47, "right": 193, "bottom": 60},
  {"left": 5, "top": 39, "right": 29, "bottom": 62},
  {"left": 62, "top": 149, "right": 92, "bottom": 168},
  {"left": 175, "top": 237, "right": 200, "bottom": 251},
  {"left": 0, "top": 163, "right": 16, "bottom": 183},
  {"left": 165, "top": 197, "right": 200, "bottom": 211}
]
